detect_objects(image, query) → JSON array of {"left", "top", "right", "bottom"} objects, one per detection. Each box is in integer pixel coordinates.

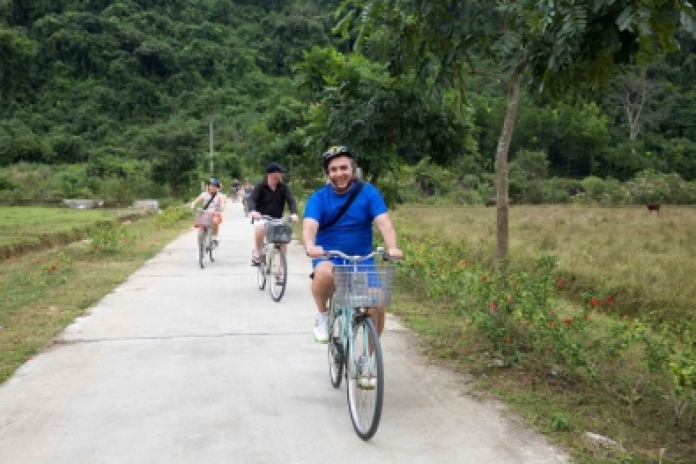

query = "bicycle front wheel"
[
  {"left": 198, "top": 228, "right": 206, "bottom": 269},
  {"left": 346, "top": 316, "right": 384, "bottom": 441},
  {"left": 268, "top": 246, "right": 287, "bottom": 302},
  {"left": 328, "top": 304, "right": 344, "bottom": 388},
  {"left": 256, "top": 251, "right": 267, "bottom": 290}
]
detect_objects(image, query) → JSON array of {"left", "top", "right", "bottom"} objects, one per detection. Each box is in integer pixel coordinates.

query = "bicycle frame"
[{"left": 330, "top": 302, "right": 372, "bottom": 377}]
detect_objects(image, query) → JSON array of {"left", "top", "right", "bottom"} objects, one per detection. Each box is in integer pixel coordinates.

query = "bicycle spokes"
[{"left": 346, "top": 317, "right": 383, "bottom": 440}]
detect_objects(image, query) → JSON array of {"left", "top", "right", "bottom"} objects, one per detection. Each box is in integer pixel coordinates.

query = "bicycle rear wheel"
[
  {"left": 268, "top": 246, "right": 287, "bottom": 302},
  {"left": 346, "top": 316, "right": 384, "bottom": 441},
  {"left": 198, "top": 228, "right": 206, "bottom": 269},
  {"left": 328, "top": 304, "right": 344, "bottom": 388},
  {"left": 256, "top": 249, "right": 267, "bottom": 290}
]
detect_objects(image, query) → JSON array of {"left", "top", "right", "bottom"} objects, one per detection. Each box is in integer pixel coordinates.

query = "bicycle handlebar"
[
  {"left": 251, "top": 215, "right": 296, "bottom": 225},
  {"left": 322, "top": 248, "right": 397, "bottom": 262}
]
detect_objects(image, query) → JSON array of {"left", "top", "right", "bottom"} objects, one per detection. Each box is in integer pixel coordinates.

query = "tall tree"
[
  {"left": 142, "top": 118, "right": 202, "bottom": 197},
  {"left": 339, "top": 0, "right": 696, "bottom": 261}
]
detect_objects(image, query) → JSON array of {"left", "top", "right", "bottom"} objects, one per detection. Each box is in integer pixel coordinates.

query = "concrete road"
[{"left": 0, "top": 203, "right": 566, "bottom": 464}]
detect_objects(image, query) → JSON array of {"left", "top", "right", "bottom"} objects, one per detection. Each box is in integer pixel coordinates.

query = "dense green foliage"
[
  {"left": 0, "top": 0, "right": 695, "bottom": 204},
  {"left": 0, "top": 0, "right": 344, "bottom": 199}
]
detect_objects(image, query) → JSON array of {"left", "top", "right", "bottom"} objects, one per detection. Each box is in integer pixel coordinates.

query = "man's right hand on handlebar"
[{"left": 305, "top": 245, "right": 325, "bottom": 258}]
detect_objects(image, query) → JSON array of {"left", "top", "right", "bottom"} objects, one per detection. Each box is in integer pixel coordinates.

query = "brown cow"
[
  {"left": 485, "top": 197, "right": 512, "bottom": 207},
  {"left": 646, "top": 202, "right": 661, "bottom": 213}
]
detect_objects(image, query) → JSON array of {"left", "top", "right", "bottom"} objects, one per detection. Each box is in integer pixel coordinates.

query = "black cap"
[{"left": 266, "top": 162, "right": 287, "bottom": 174}]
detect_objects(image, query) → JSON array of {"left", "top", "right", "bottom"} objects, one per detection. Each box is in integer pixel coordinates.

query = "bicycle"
[
  {"left": 242, "top": 194, "right": 251, "bottom": 217},
  {"left": 254, "top": 215, "right": 294, "bottom": 302},
  {"left": 193, "top": 208, "right": 217, "bottom": 269},
  {"left": 322, "top": 248, "right": 396, "bottom": 441}
]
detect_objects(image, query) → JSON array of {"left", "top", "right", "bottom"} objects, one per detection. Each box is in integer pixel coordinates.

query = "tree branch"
[{"left": 461, "top": 49, "right": 504, "bottom": 82}]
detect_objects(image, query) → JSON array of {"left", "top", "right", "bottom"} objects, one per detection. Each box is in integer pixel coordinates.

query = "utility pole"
[{"left": 208, "top": 114, "right": 214, "bottom": 176}]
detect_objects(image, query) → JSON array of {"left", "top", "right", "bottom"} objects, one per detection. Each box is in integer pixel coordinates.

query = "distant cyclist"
[
  {"left": 249, "top": 163, "right": 298, "bottom": 266},
  {"left": 242, "top": 178, "right": 254, "bottom": 211},
  {"left": 190, "top": 177, "right": 225, "bottom": 247},
  {"left": 303, "top": 146, "right": 402, "bottom": 343},
  {"left": 230, "top": 178, "right": 241, "bottom": 202}
]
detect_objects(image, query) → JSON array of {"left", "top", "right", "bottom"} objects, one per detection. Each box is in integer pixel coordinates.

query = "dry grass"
[
  {"left": 390, "top": 204, "right": 696, "bottom": 463},
  {"left": 394, "top": 204, "right": 696, "bottom": 324}
]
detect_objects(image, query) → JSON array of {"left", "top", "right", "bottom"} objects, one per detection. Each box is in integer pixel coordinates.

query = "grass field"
[
  {"left": 394, "top": 204, "right": 696, "bottom": 324},
  {"left": 0, "top": 206, "right": 126, "bottom": 261},
  {"left": 0, "top": 208, "right": 190, "bottom": 384},
  {"left": 390, "top": 204, "right": 696, "bottom": 463},
  {"left": 0, "top": 207, "right": 118, "bottom": 247}
]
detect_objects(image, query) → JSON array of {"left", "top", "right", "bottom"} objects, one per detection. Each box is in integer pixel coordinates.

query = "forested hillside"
[
  {"left": 0, "top": 0, "right": 343, "bottom": 199},
  {"left": 1, "top": 0, "right": 695, "bottom": 203}
]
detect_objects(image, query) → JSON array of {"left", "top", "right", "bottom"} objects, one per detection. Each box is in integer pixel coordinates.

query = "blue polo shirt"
[{"left": 304, "top": 181, "right": 388, "bottom": 266}]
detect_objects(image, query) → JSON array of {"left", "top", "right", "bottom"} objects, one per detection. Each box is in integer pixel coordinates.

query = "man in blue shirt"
[{"left": 303, "top": 146, "right": 403, "bottom": 343}]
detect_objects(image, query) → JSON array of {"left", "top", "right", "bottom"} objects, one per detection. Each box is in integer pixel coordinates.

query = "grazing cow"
[
  {"left": 485, "top": 197, "right": 512, "bottom": 207},
  {"left": 646, "top": 202, "right": 661, "bottom": 213}
]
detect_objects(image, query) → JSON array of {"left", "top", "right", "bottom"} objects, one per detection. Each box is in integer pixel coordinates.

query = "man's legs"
[
  {"left": 311, "top": 261, "right": 334, "bottom": 342},
  {"left": 367, "top": 307, "right": 386, "bottom": 336},
  {"left": 252, "top": 223, "right": 265, "bottom": 264},
  {"left": 212, "top": 215, "right": 221, "bottom": 245}
]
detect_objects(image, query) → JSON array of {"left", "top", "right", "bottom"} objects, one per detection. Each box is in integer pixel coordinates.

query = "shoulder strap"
[
  {"left": 202, "top": 192, "right": 217, "bottom": 210},
  {"left": 319, "top": 181, "right": 364, "bottom": 232}
]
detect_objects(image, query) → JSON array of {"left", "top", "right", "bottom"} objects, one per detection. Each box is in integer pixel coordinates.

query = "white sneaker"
[
  {"left": 355, "top": 356, "right": 377, "bottom": 390},
  {"left": 313, "top": 313, "right": 329, "bottom": 343}
]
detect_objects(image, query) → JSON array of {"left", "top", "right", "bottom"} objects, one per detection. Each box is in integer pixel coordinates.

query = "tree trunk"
[{"left": 495, "top": 73, "right": 522, "bottom": 262}]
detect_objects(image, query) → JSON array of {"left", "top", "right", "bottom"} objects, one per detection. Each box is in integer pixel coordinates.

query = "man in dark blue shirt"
[{"left": 303, "top": 146, "right": 403, "bottom": 344}]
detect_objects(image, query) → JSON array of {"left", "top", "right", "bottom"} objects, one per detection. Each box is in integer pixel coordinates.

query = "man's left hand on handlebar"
[
  {"left": 387, "top": 248, "right": 404, "bottom": 260},
  {"left": 289, "top": 214, "right": 298, "bottom": 223}
]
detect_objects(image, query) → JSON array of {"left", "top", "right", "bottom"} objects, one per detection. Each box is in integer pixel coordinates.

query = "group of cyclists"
[{"left": 189, "top": 146, "right": 403, "bottom": 345}]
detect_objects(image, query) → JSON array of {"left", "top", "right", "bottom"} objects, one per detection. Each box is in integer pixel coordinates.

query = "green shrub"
[
  {"left": 154, "top": 205, "right": 190, "bottom": 229},
  {"left": 90, "top": 225, "right": 140, "bottom": 255},
  {"left": 624, "top": 169, "right": 696, "bottom": 204}
]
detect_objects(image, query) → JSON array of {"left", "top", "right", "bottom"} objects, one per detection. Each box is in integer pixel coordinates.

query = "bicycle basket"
[
  {"left": 265, "top": 220, "right": 293, "bottom": 243},
  {"left": 194, "top": 211, "right": 215, "bottom": 227},
  {"left": 333, "top": 264, "right": 395, "bottom": 308}
]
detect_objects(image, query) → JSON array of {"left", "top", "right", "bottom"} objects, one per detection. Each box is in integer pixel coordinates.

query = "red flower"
[
  {"left": 557, "top": 278, "right": 566, "bottom": 288},
  {"left": 480, "top": 275, "right": 488, "bottom": 283},
  {"left": 606, "top": 296, "right": 614, "bottom": 304},
  {"left": 562, "top": 318, "right": 572, "bottom": 326},
  {"left": 589, "top": 299, "right": 598, "bottom": 307},
  {"left": 503, "top": 336, "right": 511, "bottom": 344},
  {"left": 490, "top": 302, "right": 498, "bottom": 311},
  {"left": 545, "top": 345, "right": 553, "bottom": 352}
]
